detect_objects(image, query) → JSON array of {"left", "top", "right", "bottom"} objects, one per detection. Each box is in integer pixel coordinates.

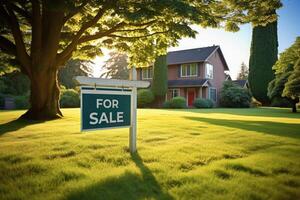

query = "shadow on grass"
[
  {"left": 184, "top": 116, "right": 300, "bottom": 139},
  {"left": 65, "top": 153, "right": 173, "bottom": 200},
  {"left": 181, "top": 107, "right": 300, "bottom": 118},
  {"left": 0, "top": 119, "right": 45, "bottom": 136}
]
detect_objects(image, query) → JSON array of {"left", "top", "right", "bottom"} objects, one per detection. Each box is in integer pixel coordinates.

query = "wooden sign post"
[
  {"left": 76, "top": 68, "right": 149, "bottom": 153},
  {"left": 129, "top": 68, "right": 137, "bottom": 153}
]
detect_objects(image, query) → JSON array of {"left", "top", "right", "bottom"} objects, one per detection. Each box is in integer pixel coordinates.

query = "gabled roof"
[
  {"left": 232, "top": 80, "right": 248, "bottom": 88},
  {"left": 225, "top": 74, "right": 232, "bottom": 81},
  {"left": 168, "top": 79, "right": 210, "bottom": 87},
  {"left": 167, "top": 46, "right": 229, "bottom": 70}
]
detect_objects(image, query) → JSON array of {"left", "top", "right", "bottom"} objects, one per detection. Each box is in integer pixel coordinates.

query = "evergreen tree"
[
  {"left": 59, "top": 59, "right": 92, "bottom": 89},
  {"left": 151, "top": 55, "right": 168, "bottom": 106},
  {"left": 237, "top": 62, "right": 249, "bottom": 80},
  {"left": 249, "top": 19, "right": 278, "bottom": 105},
  {"left": 100, "top": 52, "right": 129, "bottom": 80}
]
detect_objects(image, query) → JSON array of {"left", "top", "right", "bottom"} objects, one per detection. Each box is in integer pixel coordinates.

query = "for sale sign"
[{"left": 81, "top": 88, "right": 131, "bottom": 131}]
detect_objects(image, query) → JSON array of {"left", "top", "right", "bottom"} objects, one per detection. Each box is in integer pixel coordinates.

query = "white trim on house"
[
  {"left": 180, "top": 63, "right": 198, "bottom": 77},
  {"left": 205, "top": 46, "right": 220, "bottom": 62},
  {"left": 169, "top": 88, "right": 180, "bottom": 98},
  {"left": 205, "top": 62, "right": 214, "bottom": 79},
  {"left": 202, "top": 80, "right": 210, "bottom": 87},
  {"left": 208, "top": 87, "right": 217, "bottom": 102},
  {"left": 198, "top": 87, "right": 202, "bottom": 98},
  {"left": 142, "top": 67, "right": 153, "bottom": 80}
]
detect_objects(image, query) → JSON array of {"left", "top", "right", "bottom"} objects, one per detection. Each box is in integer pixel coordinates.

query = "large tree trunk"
[
  {"left": 20, "top": 68, "right": 63, "bottom": 120},
  {"left": 152, "top": 96, "right": 165, "bottom": 108}
]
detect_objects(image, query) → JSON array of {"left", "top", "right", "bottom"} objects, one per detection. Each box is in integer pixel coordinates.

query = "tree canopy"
[
  {"left": 0, "top": 0, "right": 282, "bottom": 119},
  {"left": 268, "top": 37, "right": 300, "bottom": 112}
]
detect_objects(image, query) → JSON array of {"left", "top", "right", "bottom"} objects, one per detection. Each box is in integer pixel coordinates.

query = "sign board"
[
  {"left": 76, "top": 69, "right": 150, "bottom": 153},
  {"left": 81, "top": 88, "right": 131, "bottom": 131}
]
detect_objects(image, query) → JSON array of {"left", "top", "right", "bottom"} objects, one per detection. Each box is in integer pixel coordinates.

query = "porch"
[
  {"left": 166, "top": 87, "right": 209, "bottom": 107},
  {"left": 166, "top": 79, "right": 216, "bottom": 107}
]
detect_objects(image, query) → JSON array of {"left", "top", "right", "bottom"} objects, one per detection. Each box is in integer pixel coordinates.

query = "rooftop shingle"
[{"left": 167, "top": 46, "right": 218, "bottom": 65}]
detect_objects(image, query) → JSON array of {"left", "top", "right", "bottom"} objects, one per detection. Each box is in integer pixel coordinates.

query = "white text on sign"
[{"left": 89, "top": 99, "right": 124, "bottom": 125}]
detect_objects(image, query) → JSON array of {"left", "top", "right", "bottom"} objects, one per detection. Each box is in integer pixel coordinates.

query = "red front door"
[{"left": 188, "top": 90, "right": 195, "bottom": 107}]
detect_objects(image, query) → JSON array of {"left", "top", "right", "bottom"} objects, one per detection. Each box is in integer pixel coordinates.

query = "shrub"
[
  {"left": 60, "top": 89, "right": 80, "bottom": 108},
  {"left": 137, "top": 89, "right": 154, "bottom": 108},
  {"left": 270, "top": 97, "right": 292, "bottom": 107},
  {"left": 193, "top": 98, "right": 214, "bottom": 108},
  {"left": 0, "top": 93, "right": 6, "bottom": 108},
  {"left": 168, "top": 97, "right": 187, "bottom": 109},
  {"left": 14, "top": 95, "right": 30, "bottom": 109},
  {"left": 220, "top": 81, "right": 251, "bottom": 108},
  {"left": 162, "top": 101, "right": 171, "bottom": 108}
]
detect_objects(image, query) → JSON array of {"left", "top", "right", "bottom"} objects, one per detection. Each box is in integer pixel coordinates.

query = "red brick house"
[{"left": 137, "top": 45, "right": 229, "bottom": 107}]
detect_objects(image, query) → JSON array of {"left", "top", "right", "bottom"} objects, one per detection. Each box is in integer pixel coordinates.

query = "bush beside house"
[
  {"left": 193, "top": 98, "right": 214, "bottom": 108},
  {"left": 220, "top": 81, "right": 251, "bottom": 108},
  {"left": 137, "top": 89, "right": 154, "bottom": 108},
  {"left": 163, "top": 97, "right": 187, "bottom": 109}
]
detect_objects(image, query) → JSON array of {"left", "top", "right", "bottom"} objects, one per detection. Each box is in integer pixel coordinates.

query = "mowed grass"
[{"left": 0, "top": 108, "right": 300, "bottom": 200}]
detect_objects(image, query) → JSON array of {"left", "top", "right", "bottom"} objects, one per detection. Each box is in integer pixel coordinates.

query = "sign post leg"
[{"left": 129, "top": 67, "right": 137, "bottom": 153}]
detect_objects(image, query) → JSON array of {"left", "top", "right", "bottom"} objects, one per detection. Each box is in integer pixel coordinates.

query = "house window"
[
  {"left": 142, "top": 67, "right": 153, "bottom": 79},
  {"left": 209, "top": 88, "right": 217, "bottom": 102},
  {"left": 181, "top": 63, "right": 198, "bottom": 77},
  {"left": 205, "top": 63, "right": 214, "bottom": 79},
  {"left": 170, "top": 89, "right": 180, "bottom": 98}
]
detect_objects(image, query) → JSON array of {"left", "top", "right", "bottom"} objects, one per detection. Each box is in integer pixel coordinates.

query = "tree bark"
[
  {"left": 292, "top": 102, "right": 297, "bottom": 113},
  {"left": 152, "top": 96, "right": 165, "bottom": 108},
  {"left": 20, "top": 68, "right": 63, "bottom": 120}
]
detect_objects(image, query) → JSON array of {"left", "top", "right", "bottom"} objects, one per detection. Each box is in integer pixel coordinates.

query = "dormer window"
[
  {"left": 181, "top": 63, "right": 197, "bottom": 77},
  {"left": 142, "top": 67, "right": 153, "bottom": 79},
  {"left": 205, "top": 63, "right": 213, "bottom": 79}
]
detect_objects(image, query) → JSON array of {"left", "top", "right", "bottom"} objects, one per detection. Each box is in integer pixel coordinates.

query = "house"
[
  {"left": 232, "top": 80, "right": 249, "bottom": 89},
  {"left": 136, "top": 45, "right": 229, "bottom": 107}
]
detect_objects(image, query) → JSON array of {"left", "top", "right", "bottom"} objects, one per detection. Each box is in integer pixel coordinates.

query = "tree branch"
[
  {"left": 4, "top": 3, "right": 31, "bottom": 76},
  {"left": 77, "top": 20, "right": 157, "bottom": 43},
  {"left": 78, "top": 22, "right": 125, "bottom": 43},
  {"left": 63, "top": 1, "right": 88, "bottom": 24},
  {"left": 57, "top": 6, "right": 108, "bottom": 64},
  {"left": 30, "top": 0, "right": 42, "bottom": 63},
  {"left": 10, "top": 3, "right": 32, "bottom": 24},
  {"left": 108, "top": 31, "right": 169, "bottom": 39}
]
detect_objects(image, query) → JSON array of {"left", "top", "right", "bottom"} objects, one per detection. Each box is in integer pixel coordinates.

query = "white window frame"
[
  {"left": 208, "top": 87, "right": 217, "bottom": 102},
  {"left": 142, "top": 67, "right": 153, "bottom": 80},
  {"left": 180, "top": 63, "right": 198, "bottom": 77},
  {"left": 205, "top": 63, "right": 214, "bottom": 79},
  {"left": 169, "top": 89, "right": 180, "bottom": 98}
]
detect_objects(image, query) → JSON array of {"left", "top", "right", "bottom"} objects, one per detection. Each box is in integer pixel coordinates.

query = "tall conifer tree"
[
  {"left": 249, "top": 19, "right": 278, "bottom": 105},
  {"left": 151, "top": 55, "right": 168, "bottom": 106}
]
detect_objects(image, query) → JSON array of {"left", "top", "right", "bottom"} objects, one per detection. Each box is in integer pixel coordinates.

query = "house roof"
[
  {"left": 232, "top": 80, "right": 248, "bottom": 88},
  {"left": 167, "top": 46, "right": 229, "bottom": 70},
  {"left": 168, "top": 79, "right": 210, "bottom": 87},
  {"left": 225, "top": 74, "right": 232, "bottom": 81}
]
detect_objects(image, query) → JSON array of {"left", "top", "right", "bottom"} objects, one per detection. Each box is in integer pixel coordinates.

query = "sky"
[{"left": 92, "top": 0, "right": 300, "bottom": 79}]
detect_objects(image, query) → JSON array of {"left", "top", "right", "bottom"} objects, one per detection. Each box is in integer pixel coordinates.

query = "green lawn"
[{"left": 0, "top": 108, "right": 300, "bottom": 200}]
